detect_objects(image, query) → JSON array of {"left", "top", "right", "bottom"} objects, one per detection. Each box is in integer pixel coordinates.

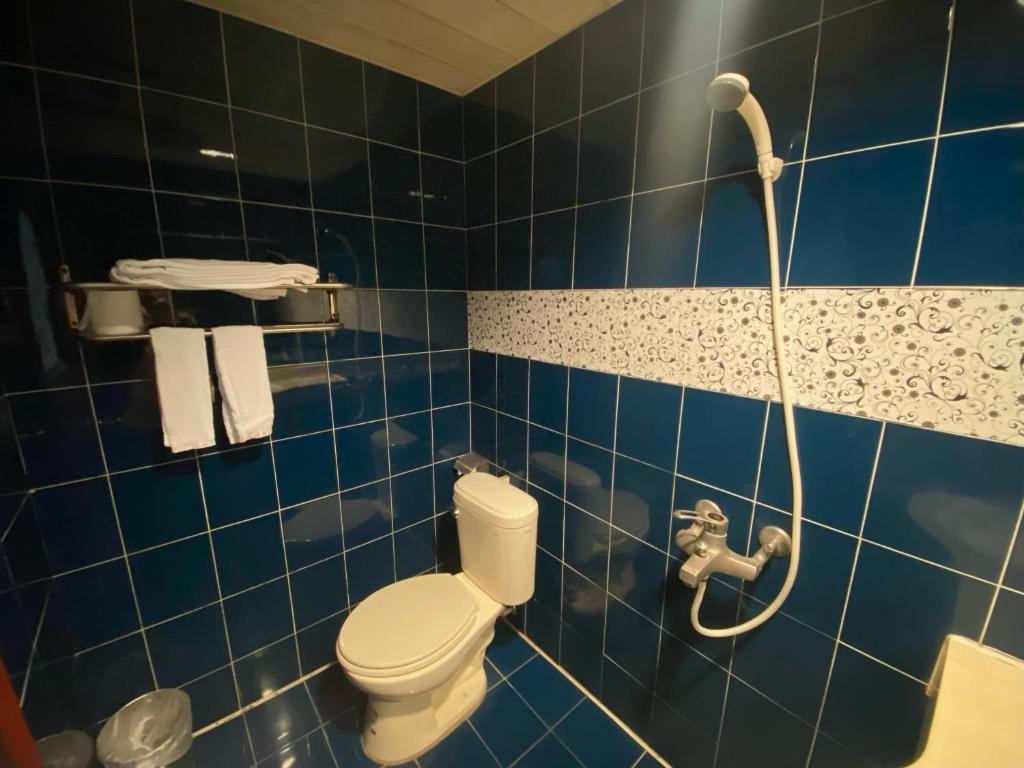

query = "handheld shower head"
[{"left": 706, "top": 72, "right": 781, "bottom": 180}]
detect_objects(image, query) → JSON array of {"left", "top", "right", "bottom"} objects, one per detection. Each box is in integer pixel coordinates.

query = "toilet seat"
[{"left": 338, "top": 574, "right": 478, "bottom": 678}]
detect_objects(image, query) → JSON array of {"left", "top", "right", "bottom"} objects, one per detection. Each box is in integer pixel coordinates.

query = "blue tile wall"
[{"left": 0, "top": 0, "right": 470, "bottom": 742}]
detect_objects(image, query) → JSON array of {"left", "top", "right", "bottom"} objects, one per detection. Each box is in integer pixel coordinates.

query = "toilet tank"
[{"left": 453, "top": 472, "right": 538, "bottom": 605}]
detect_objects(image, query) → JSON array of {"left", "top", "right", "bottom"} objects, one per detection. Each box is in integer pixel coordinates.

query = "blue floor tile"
[
  {"left": 485, "top": 619, "right": 535, "bottom": 675},
  {"left": 470, "top": 681, "right": 546, "bottom": 766},
  {"left": 508, "top": 656, "right": 584, "bottom": 727},
  {"left": 191, "top": 717, "right": 253, "bottom": 768},
  {"left": 244, "top": 684, "right": 322, "bottom": 762},
  {"left": 420, "top": 722, "right": 499, "bottom": 767},
  {"left": 258, "top": 729, "right": 334, "bottom": 767},
  {"left": 554, "top": 699, "right": 645, "bottom": 768},
  {"left": 515, "top": 734, "right": 583, "bottom": 767}
]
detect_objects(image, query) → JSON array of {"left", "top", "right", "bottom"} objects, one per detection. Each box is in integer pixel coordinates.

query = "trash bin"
[
  {"left": 37, "top": 730, "right": 98, "bottom": 768},
  {"left": 95, "top": 690, "right": 193, "bottom": 768}
]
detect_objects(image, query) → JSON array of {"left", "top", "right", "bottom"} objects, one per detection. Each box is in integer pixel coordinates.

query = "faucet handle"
[{"left": 673, "top": 499, "right": 729, "bottom": 533}]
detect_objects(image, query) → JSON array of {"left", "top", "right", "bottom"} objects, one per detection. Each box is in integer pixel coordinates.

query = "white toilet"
[{"left": 336, "top": 471, "right": 538, "bottom": 765}]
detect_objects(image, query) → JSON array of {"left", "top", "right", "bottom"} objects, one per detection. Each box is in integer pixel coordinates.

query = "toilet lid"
[{"left": 338, "top": 574, "right": 477, "bottom": 672}]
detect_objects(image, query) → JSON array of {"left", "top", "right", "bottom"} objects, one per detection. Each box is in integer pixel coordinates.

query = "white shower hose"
[{"left": 689, "top": 175, "right": 804, "bottom": 637}]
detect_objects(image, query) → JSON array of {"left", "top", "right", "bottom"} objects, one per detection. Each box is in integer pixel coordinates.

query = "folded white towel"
[
  {"left": 150, "top": 327, "right": 215, "bottom": 453},
  {"left": 212, "top": 326, "right": 275, "bottom": 444},
  {"left": 109, "top": 258, "right": 318, "bottom": 300}
]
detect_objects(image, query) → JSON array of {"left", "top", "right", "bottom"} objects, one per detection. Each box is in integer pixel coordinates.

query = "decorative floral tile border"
[{"left": 468, "top": 288, "right": 1024, "bottom": 447}]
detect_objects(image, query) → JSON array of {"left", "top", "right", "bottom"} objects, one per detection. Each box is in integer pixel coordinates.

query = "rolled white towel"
[{"left": 109, "top": 258, "right": 318, "bottom": 299}]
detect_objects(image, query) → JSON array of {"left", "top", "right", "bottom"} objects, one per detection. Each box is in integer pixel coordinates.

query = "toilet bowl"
[
  {"left": 337, "top": 471, "right": 538, "bottom": 765},
  {"left": 906, "top": 634, "right": 1024, "bottom": 767}
]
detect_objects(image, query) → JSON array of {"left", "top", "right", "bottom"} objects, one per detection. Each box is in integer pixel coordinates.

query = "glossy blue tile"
[
  {"left": 843, "top": 543, "right": 992, "bottom": 680},
  {"left": 298, "top": 613, "right": 345, "bottom": 675},
  {"left": 134, "top": 0, "right": 223, "bottom": 100},
  {"left": 364, "top": 64, "right": 418, "bottom": 150},
  {"left": 0, "top": 179, "right": 60, "bottom": 292},
  {"left": 431, "top": 350, "right": 469, "bottom": 407},
  {"left": 328, "top": 357, "right": 385, "bottom": 428},
  {"left": 273, "top": 432, "right": 338, "bottom": 508},
  {"left": 757, "top": 405, "right": 880, "bottom": 534},
  {"left": 434, "top": 404, "right": 469, "bottom": 462},
  {"left": 464, "top": 82, "right": 495, "bottom": 159},
  {"left": 233, "top": 110, "right": 310, "bottom": 207},
  {"left": 422, "top": 156, "right": 465, "bottom": 227},
  {"left": 325, "top": 290, "right": 382, "bottom": 360},
  {"left": 391, "top": 466, "right": 434, "bottom": 529},
  {"left": 157, "top": 194, "right": 245, "bottom": 261},
  {"left": 470, "top": 680, "right": 546, "bottom": 766},
  {"left": 535, "top": 30, "right": 581, "bottom": 131},
  {"left": 200, "top": 445, "right": 277, "bottom": 527},
  {"left": 31, "top": 0, "right": 134, "bottom": 81},
  {"left": 556, "top": 697, "right": 644, "bottom": 768},
  {"left": 635, "top": 66, "right": 713, "bottom": 192},
  {"left": 420, "top": 83, "right": 463, "bottom": 160},
  {"left": 245, "top": 683, "right": 321, "bottom": 761},
  {"left": 943, "top": 1, "right": 1024, "bottom": 132},
  {"left": 379, "top": 290, "right": 428, "bottom": 354},
  {"left": 809, "top": 0, "right": 948, "bottom": 156},
  {"left": 648, "top": 697, "right": 715, "bottom": 768},
  {"left": 605, "top": 599, "right": 660, "bottom": 688},
  {"left": 627, "top": 184, "right": 702, "bottom": 288},
  {"left": 336, "top": 421, "right": 388, "bottom": 490},
  {"left": 300, "top": 41, "right": 364, "bottom": 135},
  {"left": 719, "top": 0, "right": 818, "bottom": 57},
  {"left": 305, "top": 663, "right": 360, "bottom": 723},
  {"left": 234, "top": 636, "right": 299, "bottom": 705},
  {"left": 697, "top": 167, "right": 799, "bottom": 287},
  {"left": 10, "top": 388, "right": 101, "bottom": 486},
  {"left": 612, "top": 456, "right": 673, "bottom": 551},
  {"left": 465, "top": 155, "right": 495, "bottom": 227},
  {"left": 560, "top": 619, "right": 603, "bottom": 696},
  {"left": 131, "top": 536, "right": 218, "bottom": 624},
  {"left": 495, "top": 354, "right": 528, "bottom": 419},
  {"left": 496, "top": 218, "right": 531, "bottom": 290},
  {"left": 497, "top": 139, "right": 532, "bottom": 221},
  {"left": 42, "top": 560, "right": 139, "bottom": 655},
  {"left": 807, "top": 734, "right": 875, "bottom": 768},
  {"left": 567, "top": 368, "right": 616, "bottom": 448},
  {"left": 395, "top": 519, "right": 435, "bottom": 579},
  {"left": 531, "top": 209, "right": 574, "bottom": 289},
  {"left": 425, "top": 227, "right": 467, "bottom": 290},
  {"left": 0, "top": 0, "right": 30, "bottom": 64},
  {"left": 516, "top": 734, "right": 581, "bottom": 768},
  {"left": 709, "top": 29, "right": 816, "bottom": 175},
  {"left": 565, "top": 503, "right": 609, "bottom": 586},
  {"left": 316, "top": 211, "right": 375, "bottom": 287},
  {"left": 282, "top": 495, "right": 342, "bottom": 570},
  {"left": 565, "top": 439, "right": 613, "bottom": 521},
  {"left": 244, "top": 203, "right": 316, "bottom": 267},
  {"left": 528, "top": 491, "right": 561, "bottom": 561},
  {"left": 370, "top": 143, "right": 420, "bottom": 221},
  {"left": 677, "top": 389, "right": 765, "bottom": 497},
  {"left": 656, "top": 631, "right": 727, "bottom": 740},
  {"left": 599, "top": 658, "right": 655, "bottom": 742},
  {"left": 581, "top": 0, "right": 643, "bottom": 111},
  {"left": 574, "top": 198, "right": 630, "bottom": 289},
  {"left": 527, "top": 361, "right": 567, "bottom": 433},
  {"left": 528, "top": 425, "right": 566, "bottom": 497},
  {"left": 420, "top": 722, "right": 497, "bottom": 768},
  {"left": 643, "top": 0, "right": 720, "bottom": 86},
  {"left": 747, "top": 506, "right": 855, "bottom": 637},
  {"left": 616, "top": 377, "right": 682, "bottom": 471},
  {"left": 147, "top": 604, "right": 229, "bottom": 688},
  {"left": 578, "top": 97, "right": 638, "bottom": 204},
  {"left": 340, "top": 478, "right": 390, "bottom": 549},
  {"left": 392, "top": 411, "right": 434, "bottom": 474},
  {"left": 184, "top": 667, "right": 238, "bottom": 730},
  {"left": 291, "top": 555, "right": 347, "bottom": 628},
  {"left": 819, "top": 646, "right": 926, "bottom": 768},
  {"left": 467, "top": 225, "right": 496, "bottom": 289},
  {"left": 112, "top": 460, "right": 205, "bottom": 551},
  {"left": 716, "top": 680, "right": 813, "bottom": 768},
  {"left": 865, "top": 424, "right": 1024, "bottom": 581},
  {"left": 270, "top": 363, "right": 332, "bottom": 438},
  {"left": 143, "top": 91, "right": 236, "bottom": 197},
  {"left": 192, "top": 717, "right": 252, "bottom": 768},
  {"left": 0, "top": 66, "right": 44, "bottom": 179},
  {"left": 497, "top": 411, "right": 528, "bottom": 480},
  {"left": 918, "top": 128, "right": 1024, "bottom": 286},
  {"left": 428, "top": 291, "right": 468, "bottom": 350},
  {"left": 223, "top": 16, "right": 301, "bottom": 120},
  {"left": 32, "top": 478, "right": 120, "bottom": 572},
  {"left": 346, "top": 536, "right": 394, "bottom": 604},
  {"left": 224, "top": 578, "right": 294, "bottom": 658},
  {"left": 496, "top": 58, "right": 533, "bottom": 147},
  {"left": 986, "top": 589, "right": 1024, "bottom": 660},
  {"left": 533, "top": 120, "right": 579, "bottom": 215},
  {"left": 471, "top": 350, "right": 497, "bottom": 407},
  {"left": 791, "top": 142, "right": 931, "bottom": 285},
  {"left": 213, "top": 514, "right": 286, "bottom": 596},
  {"left": 307, "top": 128, "right": 369, "bottom": 214},
  {"left": 384, "top": 353, "right": 430, "bottom": 415},
  {"left": 608, "top": 536, "right": 666, "bottom": 624}
]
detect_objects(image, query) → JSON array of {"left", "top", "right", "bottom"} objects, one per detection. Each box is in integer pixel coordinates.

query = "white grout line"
[
  {"left": 979, "top": 493, "right": 1024, "bottom": 644},
  {"left": 621, "top": 0, "right": 647, "bottom": 290}
]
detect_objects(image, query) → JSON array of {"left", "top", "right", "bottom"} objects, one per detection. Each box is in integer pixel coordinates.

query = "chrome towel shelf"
[{"left": 58, "top": 266, "right": 352, "bottom": 342}]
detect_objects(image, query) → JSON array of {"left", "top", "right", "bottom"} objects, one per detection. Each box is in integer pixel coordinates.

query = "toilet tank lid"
[{"left": 454, "top": 473, "right": 538, "bottom": 529}]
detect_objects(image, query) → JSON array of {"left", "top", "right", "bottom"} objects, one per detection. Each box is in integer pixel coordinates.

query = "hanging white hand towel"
[
  {"left": 212, "top": 326, "right": 275, "bottom": 444},
  {"left": 150, "top": 327, "right": 216, "bottom": 453}
]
